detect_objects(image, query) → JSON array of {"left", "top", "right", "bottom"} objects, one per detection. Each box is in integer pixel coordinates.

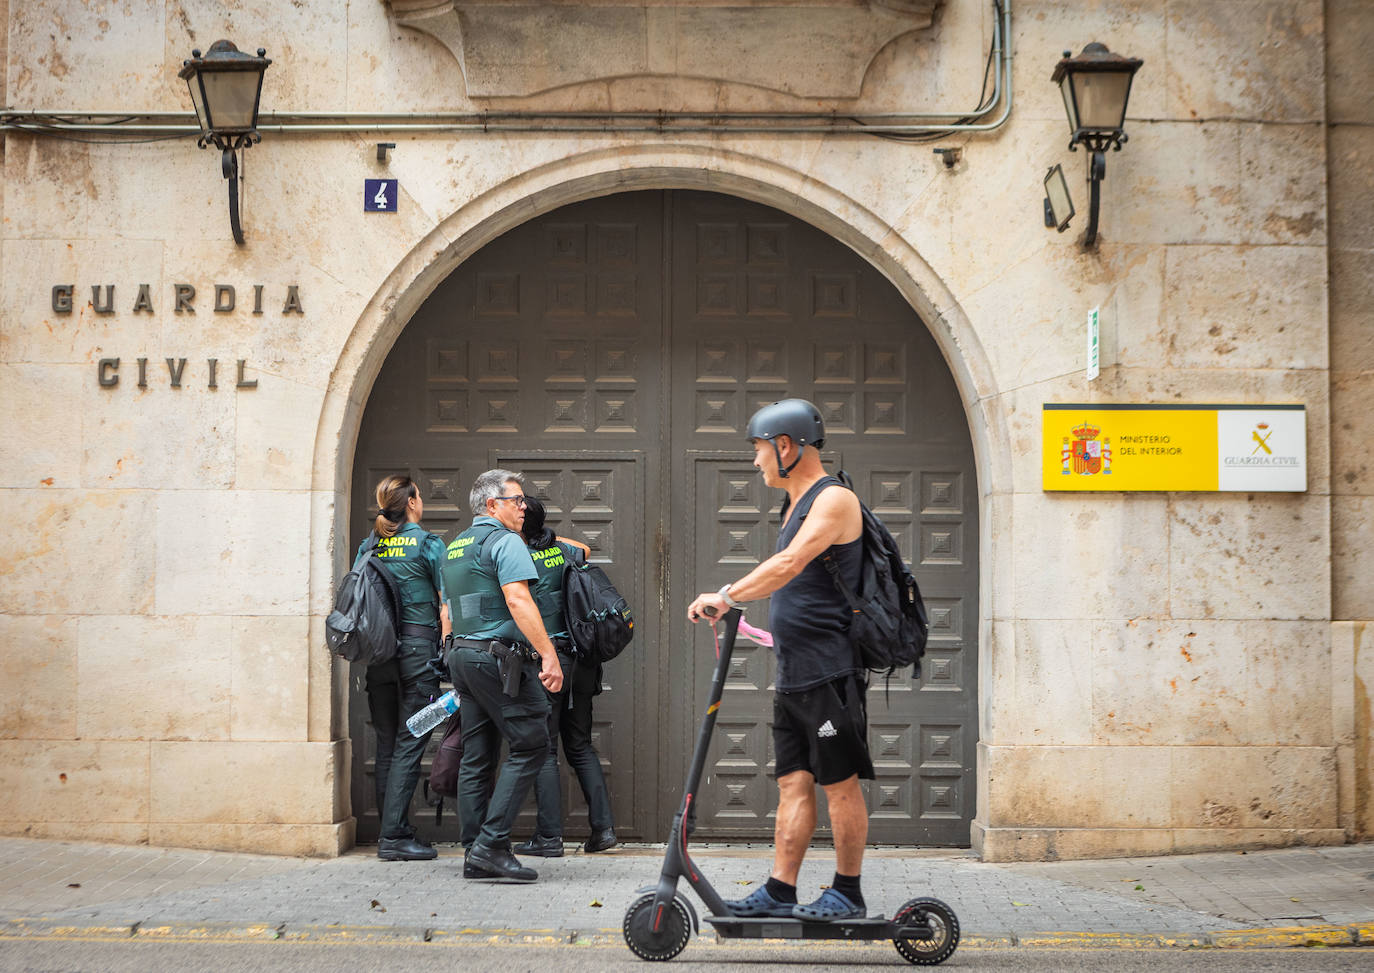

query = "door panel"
[{"left": 350, "top": 190, "right": 977, "bottom": 846}]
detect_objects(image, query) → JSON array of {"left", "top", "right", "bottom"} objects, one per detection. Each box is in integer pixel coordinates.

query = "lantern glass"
[
  {"left": 185, "top": 76, "right": 209, "bottom": 132},
  {"left": 200, "top": 70, "right": 263, "bottom": 132},
  {"left": 1071, "top": 70, "right": 1134, "bottom": 132},
  {"left": 1044, "top": 164, "right": 1075, "bottom": 232}
]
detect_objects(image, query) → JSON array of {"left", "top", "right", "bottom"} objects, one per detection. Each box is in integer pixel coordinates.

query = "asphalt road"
[{"left": 0, "top": 940, "right": 1369, "bottom": 972}]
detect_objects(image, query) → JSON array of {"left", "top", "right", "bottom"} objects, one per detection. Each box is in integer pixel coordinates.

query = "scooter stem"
[{"left": 653, "top": 607, "right": 743, "bottom": 921}]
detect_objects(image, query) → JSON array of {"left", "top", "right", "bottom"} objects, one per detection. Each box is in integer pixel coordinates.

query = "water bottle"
[{"left": 406, "top": 690, "right": 458, "bottom": 737}]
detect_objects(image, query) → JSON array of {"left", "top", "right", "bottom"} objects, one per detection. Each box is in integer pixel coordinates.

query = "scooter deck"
[{"left": 703, "top": 915, "right": 934, "bottom": 941}]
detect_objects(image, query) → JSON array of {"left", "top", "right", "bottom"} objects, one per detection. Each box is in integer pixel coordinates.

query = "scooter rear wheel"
[
  {"left": 892, "top": 896, "right": 960, "bottom": 965},
  {"left": 623, "top": 893, "right": 692, "bottom": 961}
]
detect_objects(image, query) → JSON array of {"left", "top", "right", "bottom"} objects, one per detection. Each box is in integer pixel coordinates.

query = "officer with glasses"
[{"left": 442, "top": 469, "right": 564, "bottom": 883}]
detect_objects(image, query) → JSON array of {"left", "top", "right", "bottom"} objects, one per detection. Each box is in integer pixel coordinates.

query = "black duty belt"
[
  {"left": 450, "top": 637, "right": 540, "bottom": 663},
  {"left": 399, "top": 622, "right": 438, "bottom": 639}
]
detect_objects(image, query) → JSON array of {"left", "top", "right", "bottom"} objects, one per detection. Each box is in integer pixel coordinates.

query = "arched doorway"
[{"left": 349, "top": 190, "right": 978, "bottom": 846}]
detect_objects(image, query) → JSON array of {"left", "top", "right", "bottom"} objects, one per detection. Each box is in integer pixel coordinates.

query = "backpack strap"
[{"left": 362, "top": 530, "right": 404, "bottom": 629}]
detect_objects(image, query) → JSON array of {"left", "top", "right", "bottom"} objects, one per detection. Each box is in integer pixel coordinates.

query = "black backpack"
[
  {"left": 325, "top": 532, "right": 403, "bottom": 666},
  {"left": 821, "top": 471, "right": 930, "bottom": 681},
  {"left": 561, "top": 545, "right": 634, "bottom": 664}
]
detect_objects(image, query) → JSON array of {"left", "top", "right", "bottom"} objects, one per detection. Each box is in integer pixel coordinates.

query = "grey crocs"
[
  {"left": 723, "top": 884, "right": 796, "bottom": 917},
  {"left": 792, "top": 887, "right": 866, "bottom": 921}
]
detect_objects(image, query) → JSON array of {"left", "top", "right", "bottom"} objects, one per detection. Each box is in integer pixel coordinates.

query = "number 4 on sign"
[{"left": 364, "top": 179, "right": 398, "bottom": 213}]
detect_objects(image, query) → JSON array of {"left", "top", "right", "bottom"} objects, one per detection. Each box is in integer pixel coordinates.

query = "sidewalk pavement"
[{"left": 0, "top": 837, "right": 1370, "bottom": 950}]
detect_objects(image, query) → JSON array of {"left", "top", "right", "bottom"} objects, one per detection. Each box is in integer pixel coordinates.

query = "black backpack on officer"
[
  {"left": 561, "top": 546, "right": 634, "bottom": 664},
  {"left": 325, "top": 532, "right": 403, "bottom": 666},
  {"left": 822, "top": 471, "right": 930, "bottom": 681}
]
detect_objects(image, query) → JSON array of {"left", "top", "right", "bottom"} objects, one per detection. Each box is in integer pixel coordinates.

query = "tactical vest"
[
  {"left": 444, "top": 522, "right": 516, "bottom": 635},
  {"left": 528, "top": 541, "right": 571, "bottom": 638},
  {"left": 362, "top": 521, "right": 444, "bottom": 628}
]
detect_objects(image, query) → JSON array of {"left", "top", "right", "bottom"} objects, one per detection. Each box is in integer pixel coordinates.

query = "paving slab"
[{"left": 0, "top": 838, "right": 1370, "bottom": 949}]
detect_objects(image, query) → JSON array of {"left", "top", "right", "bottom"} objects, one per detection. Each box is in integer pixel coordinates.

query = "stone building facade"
[{"left": 0, "top": 0, "right": 1369, "bottom": 861}]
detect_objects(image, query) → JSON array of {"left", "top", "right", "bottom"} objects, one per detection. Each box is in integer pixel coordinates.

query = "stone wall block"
[
  {"left": 1107, "top": 122, "right": 1243, "bottom": 245},
  {"left": 345, "top": 0, "right": 472, "bottom": 114},
  {"left": 1328, "top": 126, "right": 1374, "bottom": 252},
  {"left": 1330, "top": 248, "right": 1374, "bottom": 372},
  {"left": 155, "top": 490, "right": 311, "bottom": 615},
  {"left": 1169, "top": 494, "right": 1330, "bottom": 621},
  {"left": 8, "top": 0, "right": 166, "bottom": 110},
  {"left": 1327, "top": 0, "right": 1374, "bottom": 125},
  {"left": 1165, "top": 0, "right": 1325, "bottom": 122},
  {"left": 0, "top": 364, "right": 83, "bottom": 488},
  {"left": 0, "top": 490, "right": 156, "bottom": 615},
  {"left": 982, "top": 744, "right": 1172, "bottom": 828},
  {"left": 0, "top": 740, "right": 149, "bottom": 823},
  {"left": 1091, "top": 620, "right": 1332, "bottom": 747},
  {"left": 1331, "top": 372, "right": 1374, "bottom": 495},
  {"left": 77, "top": 615, "right": 233, "bottom": 741},
  {"left": 1011, "top": 491, "right": 1170, "bottom": 621},
  {"left": 149, "top": 821, "right": 351, "bottom": 857},
  {"left": 234, "top": 375, "right": 327, "bottom": 491},
  {"left": 230, "top": 615, "right": 310, "bottom": 742},
  {"left": 0, "top": 615, "right": 78, "bottom": 739},
  {"left": 985, "top": 620, "right": 1093, "bottom": 746},
  {"left": 1352, "top": 621, "right": 1372, "bottom": 837},
  {"left": 166, "top": 0, "right": 348, "bottom": 114},
  {"left": 150, "top": 740, "right": 343, "bottom": 824},
  {"left": 1240, "top": 122, "right": 1327, "bottom": 245},
  {"left": 1333, "top": 497, "right": 1374, "bottom": 621},
  {"left": 1010, "top": 1, "right": 1168, "bottom": 124},
  {"left": 1169, "top": 746, "right": 1338, "bottom": 829},
  {"left": 83, "top": 372, "right": 236, "bottom": 490},
  {"left": 1161, "top": 245, "right": 1327, "bottom": 371}
]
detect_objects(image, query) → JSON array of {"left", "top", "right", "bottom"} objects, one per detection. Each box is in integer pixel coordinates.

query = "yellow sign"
[{"left": 1043, "top": 404, "right": 1306, "bottom": 492}]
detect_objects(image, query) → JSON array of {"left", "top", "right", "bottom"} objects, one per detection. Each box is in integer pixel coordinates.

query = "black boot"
[
  {"left": 378, "top": 836, "right": 438, "bottom": 862},
  {"left": 514, "top": 834, "right": 565, "bottom": 858},
  {"left": 465, "top": 844, "right": 538, "bottom": 882},
  {"left": 583, "top": 828, "right": 618, "bottom": 853}
]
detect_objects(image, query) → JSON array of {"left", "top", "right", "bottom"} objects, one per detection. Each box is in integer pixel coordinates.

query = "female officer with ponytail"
[{"left": 358, "top": 475, "right": 448, "bottom": 861}]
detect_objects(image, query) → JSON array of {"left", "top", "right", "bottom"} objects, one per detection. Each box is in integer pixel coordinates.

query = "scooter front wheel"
[
  {"left": 892, "top": 896, "right": 960, "bottom": 965},
  {"left": 623, "top": 893, "right": 692, "bottom": 962}
]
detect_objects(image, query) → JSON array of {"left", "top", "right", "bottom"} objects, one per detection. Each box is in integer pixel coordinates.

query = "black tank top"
[{"left": 768, "top": 475, "right": 862, "bottom": 692}]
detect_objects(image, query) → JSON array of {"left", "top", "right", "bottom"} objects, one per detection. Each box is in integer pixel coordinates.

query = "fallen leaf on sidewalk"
[
  {"left": 590, "top": 899, "right": 603, "bottom": 908},
  {"left": 1291, "top": 897, "right": 1301, "bottom": 902},
  {"left": 1120, "top": 878, "right": 1139, "bottom": 882},
  {"left": 67, "top": 884, "right": 80, "bottom": 889},
  {"left": 1011, "top": 901, "right": 1030, "bottom": 907},
  {"left": 370, "top": 899, "right": 387, "bottom": 913},
  {"left": 1135, "top": 885, "right": 1145, "bottom": 891},
  {"left": 735, "top": 880, "right": 753, "bottom": 886}
]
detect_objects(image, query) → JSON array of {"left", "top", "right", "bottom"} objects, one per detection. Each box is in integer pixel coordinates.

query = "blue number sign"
[{"left": 364, "top": 179, "right": 398, "bottom": 213}]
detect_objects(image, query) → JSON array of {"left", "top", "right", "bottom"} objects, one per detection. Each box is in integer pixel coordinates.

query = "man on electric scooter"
[{"left": 687, "top": 398, "right": 873, "bottom": 922}]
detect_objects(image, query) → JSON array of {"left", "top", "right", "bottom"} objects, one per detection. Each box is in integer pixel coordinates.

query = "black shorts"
[{"left": 773, "top": 674, "right": 875, "bottom": 786}]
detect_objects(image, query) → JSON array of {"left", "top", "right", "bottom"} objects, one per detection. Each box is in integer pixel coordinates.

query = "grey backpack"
[{"left": 325, "top": 533, "right": 402, "bottom": 666}]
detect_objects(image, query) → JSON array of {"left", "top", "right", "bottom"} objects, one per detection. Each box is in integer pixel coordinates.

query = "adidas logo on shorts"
[{"left": 817, "top": 719, "right": 838, "bottom": 738}]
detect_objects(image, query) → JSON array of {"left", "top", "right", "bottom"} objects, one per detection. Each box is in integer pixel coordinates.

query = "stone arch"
[{"left": 308, "top": 143, "right": 1010, "bottom": 780}]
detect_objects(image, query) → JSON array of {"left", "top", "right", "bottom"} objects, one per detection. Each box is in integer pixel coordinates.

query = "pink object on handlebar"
[{"left": 737, "top": 618, "right": 774, "bottom": 648}]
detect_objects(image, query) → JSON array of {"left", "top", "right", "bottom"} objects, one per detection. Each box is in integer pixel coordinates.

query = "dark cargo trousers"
[
  {"left": 365, "top": 635, "right": 441, "bottom": 840},
  {"left": 449, "top": 644, "right": 550, "bottom": 851},
  {"left": 531, "top": 651, "right": 615, "bottom": 838}
]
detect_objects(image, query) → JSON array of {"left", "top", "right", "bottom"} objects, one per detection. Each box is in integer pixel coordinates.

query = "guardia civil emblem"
[{"left": 1061, "top": 421, "right": 1113, "bottom": 476}]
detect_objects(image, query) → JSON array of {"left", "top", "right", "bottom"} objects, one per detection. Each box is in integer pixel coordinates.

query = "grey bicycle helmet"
[{"left": 745, "top": 398, "right": 826, "bottom": 479}]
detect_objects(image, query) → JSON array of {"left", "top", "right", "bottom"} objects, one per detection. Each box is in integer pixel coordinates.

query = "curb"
[{"left": 1, "top": 919, "right": 1370, "bottom": 949}]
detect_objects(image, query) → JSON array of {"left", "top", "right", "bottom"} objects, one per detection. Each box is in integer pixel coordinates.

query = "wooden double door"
[{"left": 349, "top": 190, "right": 978, "bottom": 846}]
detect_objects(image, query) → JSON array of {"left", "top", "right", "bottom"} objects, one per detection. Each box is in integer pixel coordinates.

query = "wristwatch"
[{"left": 717, "top": 583, "right": 740, "bottom": 608}]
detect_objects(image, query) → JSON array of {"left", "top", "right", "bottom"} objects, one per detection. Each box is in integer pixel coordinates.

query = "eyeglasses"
[{"left": 493, "top": 494, "right": 528, "bottom": 508}]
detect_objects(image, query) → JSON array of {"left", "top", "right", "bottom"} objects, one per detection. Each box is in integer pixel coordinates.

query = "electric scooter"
[{"left": 622, "top": 607, "right": 960, "bottom": 965}]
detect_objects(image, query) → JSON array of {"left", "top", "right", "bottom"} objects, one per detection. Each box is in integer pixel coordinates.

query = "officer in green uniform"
[
  {"left": 442, "top": 469, "right": 563, "bottom": 883},
  {"left": 356, "top": 475, "right": 448, "bottom": 862}
]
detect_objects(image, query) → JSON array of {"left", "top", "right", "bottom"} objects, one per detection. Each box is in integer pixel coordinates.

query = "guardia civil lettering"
[{"left": 51, "top": 282, "right": 304, "bottom": 316}]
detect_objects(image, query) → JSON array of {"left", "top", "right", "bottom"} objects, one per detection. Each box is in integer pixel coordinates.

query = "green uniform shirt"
[
  {"left": 353, "top": 521, "right": 447, "bottom": 629},
  {"left": 442, "top": 516, "right": 537, "bottom": 643}
]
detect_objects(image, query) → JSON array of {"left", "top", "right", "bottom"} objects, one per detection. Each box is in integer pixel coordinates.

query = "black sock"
[
  {"left": 831, "top": 872, "right": 864, "bottom": 908},
  {"left": 765, "top": 877, "right": 798, "bottom": 904}
]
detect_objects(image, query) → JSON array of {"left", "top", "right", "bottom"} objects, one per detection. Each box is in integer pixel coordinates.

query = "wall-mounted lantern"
[
  {"left": 1050, "top": 42, "right": 1142, "bottom": 247},
  {"left": 178, "top": 40, "right": 271, "bottom": 246}
]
